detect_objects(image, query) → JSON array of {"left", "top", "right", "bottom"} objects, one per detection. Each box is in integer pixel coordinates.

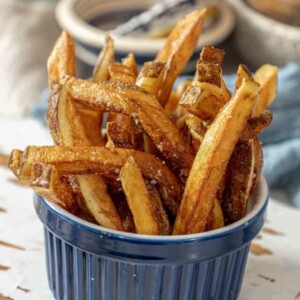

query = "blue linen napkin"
[{"left": 31, "top": 64, "right": 300, "bottom": 207}]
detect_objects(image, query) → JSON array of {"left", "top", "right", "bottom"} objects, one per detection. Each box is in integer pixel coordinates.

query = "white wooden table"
[{"left": 0, "top": 118, "right": 300, "bottom": 300}]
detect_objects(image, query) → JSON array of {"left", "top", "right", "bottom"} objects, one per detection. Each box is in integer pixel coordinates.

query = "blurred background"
[{"left": 0, "top": 0, "right": 300, "bottom": 206}]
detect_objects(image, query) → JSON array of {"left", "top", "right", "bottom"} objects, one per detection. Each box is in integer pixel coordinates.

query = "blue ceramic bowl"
[{"left": 34, "top": 177, "right": 268, "bottom": 300}]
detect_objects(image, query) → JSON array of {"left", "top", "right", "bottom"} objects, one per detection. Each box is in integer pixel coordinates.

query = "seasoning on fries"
[{"left": 8, "top": 8, "right": 278, "bottom": 235}]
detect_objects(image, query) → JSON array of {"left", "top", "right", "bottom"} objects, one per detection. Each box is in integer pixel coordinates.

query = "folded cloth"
[{"left": 31, "top": 64, "right": 300, "bottom": 207}]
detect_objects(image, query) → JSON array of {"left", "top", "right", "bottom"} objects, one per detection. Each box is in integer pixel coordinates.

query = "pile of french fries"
[{"left": 8, "top": 9, "right": 278, "bottom": 235}]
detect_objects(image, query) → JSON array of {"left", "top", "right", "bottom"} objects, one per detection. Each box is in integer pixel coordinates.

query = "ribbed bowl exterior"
[
  {"left": 35, "top": 178, "right": 268, "bottom": 300},
  {"left": 44, "top": 227, "right": 250, "bottom": 300}
]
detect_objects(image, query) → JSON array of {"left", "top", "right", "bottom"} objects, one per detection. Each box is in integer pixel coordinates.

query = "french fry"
[
  {"left": 107, "top": 185, "right": 136, "bottom": 233},
  {"left": 107, "top": 55, "right": 143, "bottom": 150},
  {"left": 236, "top": 64, "right": 278, "bottom": 116},
  {"left": 155, "top": 9, "right": 207, "bottom": 106},
  {"left": 206, "top": 199, "right": 225, "bottom": 231},
  {"left": 254, "top": 64, "right": 278, "bottom": 116},
  {"left": 146, "top": 183, "right": 171, "bottom": 235},
  {"left": 240, "top": 110, "right": 273, "bottom": 140},
  {"left": 8, "top": 149, "right": 23, "bottom": 178},
  {"left": 136, "top": 61, "right": 165, "bottom": 95},
  {"left": 185, "top": 114, "right": 207, "bottom": 153},
  {"left": 18, "top": 146, "right": 182, "bottom": 216},
  {"left": 222, "top": 140, "right": 256, "bottom": 224},
  {"left": 106, "top": 121, "right": 143, "bottom": 150},
  {"left": 180, "top": 46, "right": 231, "bottom": 119},
  {"left": 119, "top": 157, "right": 160, "bottom": 235},
  {"left": 47, "top": 31, "right": 76, "bottom": 88},
  {"left": 30, "top": 163, "right": 75, "bottom": 211},
  {"left": 47, "top": 32, "right": 104, "bottom": 146},
  {"left": 252, "top": 136, "right": 263, "bottom": 192},
  {"left": 108, "top": 63, "right": 136, "bottom": 85},
  {"left": 173, "top": 79, "right": 259, "bottom": 234},
  {"left": 62, "top": 76, "right": 194, "bottom": 181},
  {"left": 53, "top": 85, "right": 123, "bottom": 231},
  {"left": 93, "top": 35, "right": 114, "bottom": 83},
  {"left": 121, "top": 52, "right": 138, "bottom": 79}
]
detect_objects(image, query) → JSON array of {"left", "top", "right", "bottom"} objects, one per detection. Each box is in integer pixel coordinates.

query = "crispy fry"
[
  {"left": 107, "top": 56, "right": 143, "bottom": 150},
  {"left": 120, "top": 156, "right": 160, "bottom": 235},
  {"left": 121, "top": 53, "right": 138, "bottom": 78},
  {"left": 146, "top": 183, "right": 171, "bottom": 235},
  {"left": 19, "top": 146, "right": 182, "bottom": 216},
  {"left": 222, "top": 140, "right": 256, "bottom": 224},
  {"left": 136, "top": 61, "right": 165, "bottom": 95},
  {"left": 235, "top": 64, "right": 253, "bottom": 91},
  {"left": 254, "top": 64, "right": 278, "bottom": 116},
  {"left": 8, "top": 149, "right": 23, "bottom": 178},
  {"left": 30, "top": 163, "right": 75, "bottom": 211},
  {"left": 180, "top": 47, "right": 231, "bottom": 119},
  {"left": 108, "top": 63, "right": 136, "bottom": 85},
  {"left": 56, "top": 86, "right": 123, "bottom": 230},
  {"left": 240, "top": 110, "right": 273, "bottom": 140},
  {"left": 62, "top": 76, "right": 194, "bottom": 180},
  {"left": 173, "top": 79, "right": 259, "bottom": 234},
  {"left": 109, "top": 188, "right": 135, "bottom": 233},
  {"left": 206, "top": 199, "right": 225, "bottom": 231},
  {"left": 155, "top": 9, "right": 207, "bottom": 106},
  {"left": 252, "top": 136, "right": 263, "bottom": 192},
  {"left": 185, "top": 114, "right": 207, "bottom": 153},
  {"left": 106, "top": 121, "right": 143, "bottom": 150},
  {"left": 93, "top": 35, "right": 114, "bottom": 83},
  {"left": 47, "top": 31, "right": 76, "bottom": 88}
]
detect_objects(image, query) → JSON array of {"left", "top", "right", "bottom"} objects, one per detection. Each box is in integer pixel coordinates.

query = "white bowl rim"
[
  {"left": 43, "top": 176, "right": 268, "bottom": 242},
  {"left": 55, "top": 0, "right": 236, "bottom": 55}
]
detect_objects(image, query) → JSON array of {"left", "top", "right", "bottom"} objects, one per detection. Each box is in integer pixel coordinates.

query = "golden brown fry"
[
  {"left": 235, "top": 64, "right": 253, "bottom": 91},
  {"left": 8, "top": 149, "right": 23, "bottom": 178},
  {"left": 252, "top": 136, "right": 263, "bottom": 192},
  {"left": 120, "top": 156, "right": 160, "bottom": 235},
  {"left": 106, "top": 121, "right": 143, "bottom": 150},
  {"left": 164, "top": 79, "right": 193, "bottom": 117},
  {"left": 30, "top": 163, "right": 75, "bottom": 211},
  {"left": 254, "top": 64, "right": 278, "bottom": 116},
  {"left": 107, "top": 184, "right": 135, "bottom": 232},
  {"left": 93, "top": 35, "right": 114, "bottom": 83},
  {"left": 136, "top": 61, "right": 165, "bottom": 95},
  {"left": 58, "top": 87, "right": 123, "bottom": 230},
  {"left": 240, "top": 110, "right": 273, "bottom": 140},
  {"left": 146, "top": 183, "right": 171, "bottom": 235},
  {"left": 173, "top": 79, "right": 259, "bottom": 234},
  {"left": 180, "top": 47, "right": 231, "bottom": 119},
  {"left": 185, "top": 114, "right": 207, "bottom": 153},
  {"left": 135, "top": 61, "right": 166, "bottom": 153},
  {"left": 19, "top": 146, "right": 182, "bottom": 216},
  {"left": 155, "top": 9, "right": 207, "bottom": 106},
  {"left": 121, "top": 53, "right": 138, "bottom": 79},
  {"left": 47, "top": 32, "right": 104, "bottom": 146},
  {"left": 200, "top": 44, "right": 225, "bottom": 65},
  {"left": 107, "top": 56, "right": 143, "bottom": 149},
  {"left": 47, "top": 31, "right": 76, "bottom": 88},
  {"left": 206, "top": 199, "right": 225, "bottom": 231},
  {"left": 222, "top": 140, "right": 256, "bottom": 224},
  {"left": 108, "top": 63, "right": 136, "bottom": 85},
  {"left": 62, "top": 76, "right": 194, "bottom": 180}
]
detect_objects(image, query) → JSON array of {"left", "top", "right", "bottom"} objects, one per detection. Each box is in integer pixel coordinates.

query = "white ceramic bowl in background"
[
  {"left": 226, "top": 0, "right": 300, "bottom": 67},
  {"left": 55, "top": 0, "right": 235, "bottom": 70}
]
